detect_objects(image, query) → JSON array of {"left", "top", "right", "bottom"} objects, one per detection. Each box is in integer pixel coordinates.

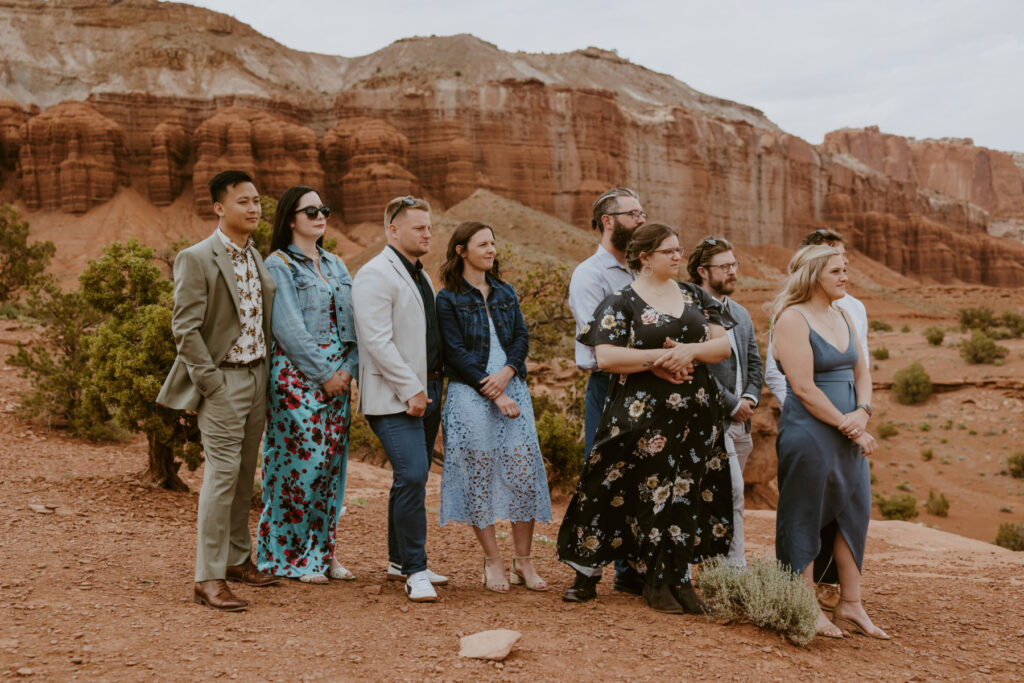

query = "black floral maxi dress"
[{"left": 557, "top": 282, "right": 735, "bottom": 586}]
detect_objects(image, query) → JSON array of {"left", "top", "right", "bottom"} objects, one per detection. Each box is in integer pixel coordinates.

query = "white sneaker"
[
  {"left": 405, "top": 571, "right": 438, "bottom": 602},
  {"left": 388, "top": 562, "right": 449, "bottom": 586}
]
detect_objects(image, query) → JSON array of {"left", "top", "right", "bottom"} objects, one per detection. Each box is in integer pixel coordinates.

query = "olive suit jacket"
[{"left": 156, "top": 232, "right": 276, "bottom": 411}]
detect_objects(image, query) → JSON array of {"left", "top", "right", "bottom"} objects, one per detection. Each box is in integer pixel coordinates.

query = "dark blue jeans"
[
  {"left": 583, "top": 371, "right": 636, "bottom": 584},
  {"left": 368, "top": 380, "right": 443, "bottom": 575}
]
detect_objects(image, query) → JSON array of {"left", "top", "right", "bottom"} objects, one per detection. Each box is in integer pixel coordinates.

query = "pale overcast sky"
[{"left": 189, "top": 0, "right": 1024, "bottom": 152}]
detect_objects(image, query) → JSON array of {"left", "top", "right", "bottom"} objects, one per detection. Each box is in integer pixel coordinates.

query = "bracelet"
[{"left": 856, "top": 403, "right": 872, "bottom": 416}]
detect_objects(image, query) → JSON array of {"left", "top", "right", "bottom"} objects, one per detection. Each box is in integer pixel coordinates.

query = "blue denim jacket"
[
  {"left": 435, "top": 275, "right": 529, "bottom": 392},
  {"left": 264, "top": 245, "right": 358, "bottom": 385}
]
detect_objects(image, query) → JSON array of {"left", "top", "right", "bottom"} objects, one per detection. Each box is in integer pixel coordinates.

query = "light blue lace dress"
[{"left": 440, "top": 317, "right": 552, "bottom": 528}]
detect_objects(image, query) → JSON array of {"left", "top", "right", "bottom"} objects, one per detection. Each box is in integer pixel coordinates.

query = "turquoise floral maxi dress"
[
  {"left": 557, "top": 282, "right": 735, "bottom": 586},
  {"left": 257, "top": 248, "right": 358, "bottom": 578}
]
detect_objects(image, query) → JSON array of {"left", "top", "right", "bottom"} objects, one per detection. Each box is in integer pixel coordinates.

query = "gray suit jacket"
[
  {"left": 707, "top": 297, "right": 763, "bottom": 431},
  {"left": 351, "top": 247, "right": 432, "bottom": 416},
  {"left": 156, "top": 232, "right": 276, "bottom": 411}
]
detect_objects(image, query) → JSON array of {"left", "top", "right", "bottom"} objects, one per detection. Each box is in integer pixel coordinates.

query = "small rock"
[
  {"left": 458, "top": 629, "right": 522, "bottom": 661},
  {"left": 363, "top": 585, "right": 381, "bottom": 595},
  {"left": 16, "top": 668, "right": 33, "bottom": 677},
  {"left": 28, "top": 505, "right": 53, "bottom": 515}
]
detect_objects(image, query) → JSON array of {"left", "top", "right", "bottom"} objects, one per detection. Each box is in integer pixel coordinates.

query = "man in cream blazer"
[
  {"left": 157, "top": 170, "right": 279, "bottom": 611},
  {"left": 352, "top": 196, "right": 447, "bottom": 603}
]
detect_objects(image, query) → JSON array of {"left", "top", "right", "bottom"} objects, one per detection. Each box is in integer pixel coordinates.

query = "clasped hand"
[
  {"left": 651, "top": 339, "right": 695, "bottom": 384},
  {"left": 322, "top": 370, "right": 352, "bottom": 397},
  {"left": 837, "top": 409, "right": 875, "bottom": 455}
]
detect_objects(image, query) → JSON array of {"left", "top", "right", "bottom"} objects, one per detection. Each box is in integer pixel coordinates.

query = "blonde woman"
[{"left": 770, "top": 245, "right": 888, "bottom": 640}]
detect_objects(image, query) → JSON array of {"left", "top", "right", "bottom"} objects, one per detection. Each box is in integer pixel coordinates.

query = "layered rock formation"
[
  {"left": 18, "top": 102, "right": 129, "bottom": 214},
  {"left": 1, "top": 0, "right": 1023, "bottom": 285},
  {"left": 191, "top": 107, "right": 323, "bottom": 216},
  {"left": 824, "top": 126, "right": 1024, "bottom": 236}
]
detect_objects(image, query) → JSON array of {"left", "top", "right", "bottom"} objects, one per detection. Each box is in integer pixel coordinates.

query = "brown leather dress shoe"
[
  {"left": 226, "top": 558, "right": 280, "bottom": 587},
  {"left": 194, "top": 580, "right": 248, "bottom": 611}
]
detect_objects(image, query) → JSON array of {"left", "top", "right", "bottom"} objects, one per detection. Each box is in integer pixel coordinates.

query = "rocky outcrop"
[
  {"left": 823, "top": 126, "right": 1024, "bottom": 234},
  {"left": 147, "top": 122, "right": 190, "bottom": 206},
  {"left": 18, "top": 102, "right": 129, "bottom": 214},
  {"left": 321, "top": 117, "right": 418, "bottom": 223},
  {"left": 192, "top": 107, "right": 322, "bottom": 215}
]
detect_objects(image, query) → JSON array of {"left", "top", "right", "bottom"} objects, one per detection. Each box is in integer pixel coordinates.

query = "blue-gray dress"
[{"left": 775, "top": 312, "right": 870, "bottom": 583}]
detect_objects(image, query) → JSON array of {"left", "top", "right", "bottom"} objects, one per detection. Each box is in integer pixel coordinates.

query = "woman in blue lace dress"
[
  {"left": 436, "top": 221, "right": 552, "bottom": 594},
  {"left": 256, "top": 186, "right": 358, "bottom": 584}
]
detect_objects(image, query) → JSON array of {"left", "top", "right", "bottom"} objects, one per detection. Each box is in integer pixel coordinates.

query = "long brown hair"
[{"left": 439, "top": 221, "right": 503, "bottom": 293}]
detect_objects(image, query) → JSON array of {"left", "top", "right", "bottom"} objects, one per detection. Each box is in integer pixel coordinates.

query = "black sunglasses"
[
  {"left": 389, "top": 197, "right": 415, "bottom": 224},
  {"left": 295, "top": 204, "right": 331, "bottom": 219}
]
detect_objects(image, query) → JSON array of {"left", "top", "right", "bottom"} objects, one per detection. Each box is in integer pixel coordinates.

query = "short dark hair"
[
  {"left": 590, "top": 187, "right": 639, "bottom": 231},
  {"left": 270, "top": 185, "right": 323, "bottom": 255},
  {"left": 208, "top": 170, "right": 255, "bottom": 205},
  {"left": 439, "top": 221, "right": 503, "bottom": 293},
  {"left": 687, "top": 236, "right": 734, "bottom": 284},
  {"left": 800, "top": 228, "right": 844, "bottom": 247},
  {"left": 625, "top": 223, "right": 676, "bottom": 273}
]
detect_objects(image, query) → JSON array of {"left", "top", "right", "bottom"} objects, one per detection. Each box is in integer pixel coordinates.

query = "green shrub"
[
  {"left": 958, "top": 306, "right": 996, "bottom": 331},
  {"left": 896, "top": 481, "right": 911, "bottom": 492},
  {"left": 876, "top": 493, "right": 918, "bottom": 520},
  {"left": 871, "top": 347, "right": 889, "bottom": 360},
  {"left": 877, "top": 421, "right": 899, "bottom": 439},
  {"left": 348, "top": 413, "right": 382, "bottom": 454},
  {"left": 1007, "top": 452, "right": 1024, "bottom": 479},
  {"left": 891, "top": 361, "right": 932, "bottom": 405},
  {"left": 925, "top": 490, "right": 950, "bottom": 517},
  {"left": 0, "top": 204, "right": 56, "bottom": 304},
  {"left": 536, "top": 409, "right": 584, "bottom": 490},
  {"left": 994, "top": 522, "right": 1024, "bottom": 551},
  {"left": 999, "top": 311, "right": 1024, "bottom": 338},
  {"left": 922, "top": 326, "right": 945, "bottom": 346},
  {"left": 959, "top": 329, "right": 1008, "bottom": 364},
  {"left": 695, "top": 556, "right": 818, "bottom": 646},
  {"left": 920, "top": 448, "right": 933, "bottom": 461},
  {"left": 869, "top": 320, "right": 893, "bottom": 332},
  {"left": 919, "top": 422, "right": 931, "bottom": 432},
  {"left": 900, "top": 325, "right": 911, "bottom": 333}
]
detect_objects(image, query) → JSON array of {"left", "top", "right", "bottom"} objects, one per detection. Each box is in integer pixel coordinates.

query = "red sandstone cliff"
[{"left": 1, "top": 0, "right": 1023, "bottom": 285}]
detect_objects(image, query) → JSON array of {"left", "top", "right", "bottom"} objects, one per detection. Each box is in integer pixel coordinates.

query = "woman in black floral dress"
[{"left": 557, "top": 223, "right": 735, "bottom": 614}]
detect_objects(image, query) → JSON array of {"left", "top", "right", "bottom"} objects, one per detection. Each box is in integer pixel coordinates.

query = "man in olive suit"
[{"left": 157, "top": 170, "right": 280, "bottom": 611}]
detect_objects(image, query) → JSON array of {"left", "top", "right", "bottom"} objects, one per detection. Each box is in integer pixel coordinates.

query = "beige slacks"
[{"left": 194, "top": 365, "right": 267, "bottom": 582}]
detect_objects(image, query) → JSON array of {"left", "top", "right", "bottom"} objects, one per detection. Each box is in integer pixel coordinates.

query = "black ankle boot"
[
  {"left": 671, "top": 583, "right": 708, "bottom": 615},
  {"left": 562, "top": 571, "right": 600, "bottom": 603},
  {"left": 643, "top": 582, "right": 684, "bottom": 614}
]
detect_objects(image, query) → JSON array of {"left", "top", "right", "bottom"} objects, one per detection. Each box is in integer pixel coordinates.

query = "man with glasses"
[
  {"left": 689, "top": 236, "right": 762, "bottom": 568},
  {"left": 564, "top": 186, "right": 647, "bottom": 601},
  {"left": 352, "top": 195, "right": 448, "bottom": 603}
]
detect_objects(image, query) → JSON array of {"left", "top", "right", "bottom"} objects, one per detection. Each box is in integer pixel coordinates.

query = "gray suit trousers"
[{"left": 194, "top": 365, "right": 267, "bottom": 582}]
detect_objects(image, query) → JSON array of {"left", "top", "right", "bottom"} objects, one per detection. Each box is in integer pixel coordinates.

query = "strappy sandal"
[
  {"left": 298, "top": 573, "right": 329, "bottom": 585},
  {"left": 509, "top": 556, "right": 548, "bottom": 592},
  {"left": 815, "top": 612, "right": 844, "bottom": 639},
  {"left": 832, "top": 599, "right": 891, "bottom": 640},
  {"left": 327, "top": 563, "right": 355, "bottom": 581},
  {"left": 481, "top": 556, "right": 509, "bottom": 593}
]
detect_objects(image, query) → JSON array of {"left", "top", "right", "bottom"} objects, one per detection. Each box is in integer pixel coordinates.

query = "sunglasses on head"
[
  {"left": 389, "top": 196, "right": 416, "bottom": 224},
  {"left": 295, "top": 204, "right": 331, "bottom": 219}
]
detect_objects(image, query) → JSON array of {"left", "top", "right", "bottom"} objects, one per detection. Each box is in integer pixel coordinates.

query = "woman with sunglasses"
[
  {"left": 256, "top": 186, "right": 359, "bottom": 584},
  {"left": 557, "top": 223, "right": 735, "bottom": 614}
]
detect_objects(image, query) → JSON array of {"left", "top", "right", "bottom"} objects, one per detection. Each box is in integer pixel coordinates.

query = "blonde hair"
[
  {"left": 383, "top": 196, "right": 431, "bottom": 227},
  {"left": 767, "top": 244, "right": 843, "bottom": 331}
]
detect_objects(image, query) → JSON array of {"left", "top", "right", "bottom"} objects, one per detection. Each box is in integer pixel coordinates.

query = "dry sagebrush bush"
[{"left": 696, "top": 556, "right": 818, "bottom": 646}]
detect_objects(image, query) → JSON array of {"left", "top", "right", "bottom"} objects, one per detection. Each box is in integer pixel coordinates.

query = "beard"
[
  {"left": 710, "top": 274, "right": 736, "bottom": 297},
  {"left": 609, "top": 218, "right": 634, "bottom": 252}
]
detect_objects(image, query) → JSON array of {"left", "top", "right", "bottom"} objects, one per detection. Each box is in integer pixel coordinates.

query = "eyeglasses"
[
  {"left": 294, "top": 205, "right": 331, "bottom": 219},
  {"left": 652, "top": 247, "right": 684, "bottom": 257},
  {"left": 389, "top": 196, "right": 415, "bottom": 224},
  {"left": 706, "top": 261, "right": 739, "bottom": 272},
  {"left": 606, "top": 209, "right": 647, "bottom": 221}
]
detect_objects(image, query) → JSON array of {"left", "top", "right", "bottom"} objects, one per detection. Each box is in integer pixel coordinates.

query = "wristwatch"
[{"left": 856, "top": 403, "right": 872, "bottom": 416}]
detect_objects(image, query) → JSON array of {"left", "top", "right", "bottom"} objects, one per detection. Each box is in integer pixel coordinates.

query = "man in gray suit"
[
  {"left": 352, "top": 196, "right": 448, "bottom": 603},
  {"left": 157, "top": 170, "right": 280, "bottom": 611},
  {"left": 690, "top": 236, "right": 762, "bottom": 567}
]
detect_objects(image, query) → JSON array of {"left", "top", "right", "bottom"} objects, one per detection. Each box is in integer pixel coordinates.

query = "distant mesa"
[{"left": 0, "top": 0, "right": 1022, "bottom": 285}]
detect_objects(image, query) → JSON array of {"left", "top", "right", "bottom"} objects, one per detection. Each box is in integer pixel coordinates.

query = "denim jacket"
[
  {"left": 435, "top": 275, "right": 529, "bottom": 392},
  {"left": 264, "top": 244, "right": 358, "bottom": 385}
]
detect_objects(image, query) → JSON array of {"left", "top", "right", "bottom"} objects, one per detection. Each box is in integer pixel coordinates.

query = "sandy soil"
[{"left": 2, "top": 318, "right": 1024, "bottom": 681}]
